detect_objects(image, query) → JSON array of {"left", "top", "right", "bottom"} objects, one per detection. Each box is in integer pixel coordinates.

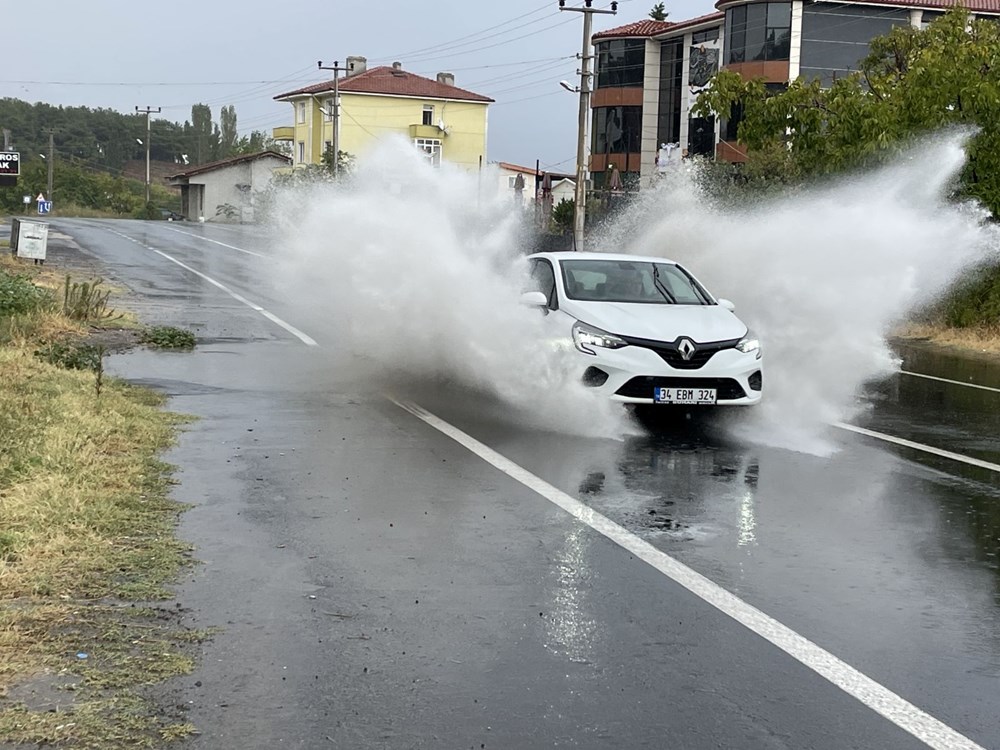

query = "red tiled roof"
[
  {"left": 274, "top": 66, "right": 494, "bottom": 103},
  {"left": 715, "top": 0, "right": 1000, "bottom": 10},
  {"left": 593, "top": 19, "right": 674, "bottom": 40},
  {"left": 169, "top": 150, "right": 291, "bottom": 180},
  {"left": 845, "top": 0, "right": 1000, "bottom": 10},
  {"left": 655, "top": 11, "right": 725, "bottom": 34}
]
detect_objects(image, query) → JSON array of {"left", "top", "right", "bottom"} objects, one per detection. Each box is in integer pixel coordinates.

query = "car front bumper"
[{"left": 576, "top": 343, "right": 763, "bottom": 405}]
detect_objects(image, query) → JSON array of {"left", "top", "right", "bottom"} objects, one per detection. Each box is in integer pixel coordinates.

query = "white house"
[
  {"left": 494, "top": 162, "right": 575, "bottom": 208},
  {"left": 169, "top": 151, "right": 292, "bottom": 223}
]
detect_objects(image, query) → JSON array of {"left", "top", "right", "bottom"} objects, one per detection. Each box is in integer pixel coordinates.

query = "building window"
[
  {"left": 658, "top": 39, "right": 684, "bottom": 146},
  {"left": 596, "top": 39, "right": 646, "bottom": 87},
  {"left": 414, "top": 138, "right": 442, "bottom": 167},
  {"left": 422, "top": 105, "right": 435, "bottom": 126},
  {"left": 688, "top": 116, "right": 716, "bottom": 156},
  {"left": 297, "top": 101, "right": 306, "bottom": 124},
  {"left": 726, "top": 2, "right": 791, "bottom": 64},
  {"left": 297, "top": 141, "right": 305, "bottom": 163},
  {"left": 593, "top": 106, "right": 642, "bottom": 154},
  {"left": 692, "top": 27, "right": 720, "bottom": 44}
]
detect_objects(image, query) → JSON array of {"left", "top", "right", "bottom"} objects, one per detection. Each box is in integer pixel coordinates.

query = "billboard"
[{"left": 0, "top": 151, "right": 20, "bottom": 176}]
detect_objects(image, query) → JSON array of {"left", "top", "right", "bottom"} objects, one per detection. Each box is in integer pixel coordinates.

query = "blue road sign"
[{"left": 37, "top": 201, "right": 52, "bottom": 215}]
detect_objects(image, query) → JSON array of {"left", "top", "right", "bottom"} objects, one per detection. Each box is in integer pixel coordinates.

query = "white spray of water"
[
  {"left": 272, "top": 139, "right": 629, "bottom": 438},
  {"left": 271, "top": 133, "right": 996, "bottom": 452},
  {"left": 598, "top": 132, "right": 998, "bottom": 453}
]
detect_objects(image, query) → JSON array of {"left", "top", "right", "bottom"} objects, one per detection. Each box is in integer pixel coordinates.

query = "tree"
[
  {"left": 693, "top": 8, "right": 1000, "bottom": 213},
  {"left": 552, "top": 198, "right": 575, "bottom": 233},
  {"left": 190, "top": 104, "right": 214, "bottom": 164},
  {"left": 219, "top": 105, "right": 238, "bottom": 158},
  {"left": 649, "top": 3, "right": 667, "bottom": 21}
]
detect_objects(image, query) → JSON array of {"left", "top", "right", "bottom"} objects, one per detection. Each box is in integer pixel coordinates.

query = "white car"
[{"left": 523, "top": 252, "right": 762, "bottom": 406}]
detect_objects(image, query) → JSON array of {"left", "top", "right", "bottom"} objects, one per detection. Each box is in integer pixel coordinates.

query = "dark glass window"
[
  {"left": 593, "top": 106, "right": 642, "bottom": 154},
  {"left": 692, "top": 27, "right": 720, "bottom": 44},
  {"left": 688, "top": 116, "right": 716, "bottom": 156},
  {"left": 726, "top": 6, "right": 747, "bottom": 63},
  {"left": 596, "top": 39, "right": 646, "bottom": 87},
  {"left": 657, "top": 39, "right": 684, "bottom": 146},
  {"left": 726, "top": 2, "right": 791, "bottom": 64},
  {"left": 529, "top": 259, "right": 558, "bottom": 309},
  {"left": 723, "top": 101, "right": 743, "bottom": 141}
]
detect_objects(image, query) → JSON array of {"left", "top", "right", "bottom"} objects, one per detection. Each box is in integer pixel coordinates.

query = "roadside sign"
[
  {"left": 22, "top": 195, "right": 30, "bottom": 204},
  {"left": 0, "top": 151, "right": 20, "bottom": 176},
  {"left": 35, "top": 193, "right": 45, "bottom": 202},
  {"left": 37, "top": 200, "right": 52, "bottom": 215},
  {"left": 14, "top": 220, "right": 48, "bottom": 261}
]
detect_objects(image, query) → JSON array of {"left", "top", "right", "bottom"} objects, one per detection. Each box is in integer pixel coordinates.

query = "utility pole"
[
  {"left": 559, "top": 0, "right": 617, "bottom": 252},
  {"left": 317, "top": 61, "right": 350, "bottom": 177},
  {"left": 135, "top": 106, "right": 161, "bottom": 205},
  {"left": 43, "top": 128, "right": 55, "bottom": 202}
]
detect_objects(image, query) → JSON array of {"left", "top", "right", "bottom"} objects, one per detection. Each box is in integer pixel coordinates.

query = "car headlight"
[
  {"left": 736, "top": 330, "right": 762, "bottom": 359},
  {"left": 572, "top": 321, "right": 627, "bottom": 355}
]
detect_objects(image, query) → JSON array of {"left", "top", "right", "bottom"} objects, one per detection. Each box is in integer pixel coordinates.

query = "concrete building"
[
  {"left": 273, "top": 57, "right": 494, "bottom": 171},
  {"left": 589, "top": 0, "right": 1000, "bottom": 188},
  {"left": 168, "top": 151, "right": 292, "bottom": 223}
]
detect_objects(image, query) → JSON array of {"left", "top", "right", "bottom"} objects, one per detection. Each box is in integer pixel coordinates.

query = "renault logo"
[{"left": 677, "top": 338, "right": 696, "bottom": 361}]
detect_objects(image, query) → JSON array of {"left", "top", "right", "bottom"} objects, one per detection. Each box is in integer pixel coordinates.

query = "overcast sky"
[{"left": 3, "top": 0, "right": 717, "bottom": 170}]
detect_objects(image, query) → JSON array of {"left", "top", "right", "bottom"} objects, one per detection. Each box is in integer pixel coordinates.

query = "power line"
[{"left": 372, "top": 5, "right": 555, "bottom": 61}]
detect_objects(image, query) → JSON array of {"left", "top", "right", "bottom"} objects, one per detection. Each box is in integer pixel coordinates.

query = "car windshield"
[{"left": 560, "top": 259, "right": 713, "bottom": 305}]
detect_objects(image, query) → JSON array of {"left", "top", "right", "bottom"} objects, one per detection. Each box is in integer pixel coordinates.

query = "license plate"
[{"left": 654, "top": 387, "right": 717, "bottom": 405}]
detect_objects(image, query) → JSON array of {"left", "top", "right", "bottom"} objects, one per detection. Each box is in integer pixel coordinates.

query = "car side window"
[{"left": 529, "top": 259, "right": 558, "bottom": 310}]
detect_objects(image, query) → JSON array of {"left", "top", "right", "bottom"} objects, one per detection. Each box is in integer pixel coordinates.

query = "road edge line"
[
  {"left": 393, "top": 397, "right": 986, "bottom": 750},
  {"left": 834, "top": 422, "right": 1000, "bottom": 473}
]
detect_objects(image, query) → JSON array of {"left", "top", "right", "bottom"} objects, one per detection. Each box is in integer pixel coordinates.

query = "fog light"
[
  {"left": 748, "top": 370, "right": 762, "bottom": 391},
  {"left": 582, "top": 366, "right": 609, "bottom": 387}
]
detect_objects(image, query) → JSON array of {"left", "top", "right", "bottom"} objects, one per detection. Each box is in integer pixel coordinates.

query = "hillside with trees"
[{"left": 0, "top": 100, "right": 288, "bottom": 216}]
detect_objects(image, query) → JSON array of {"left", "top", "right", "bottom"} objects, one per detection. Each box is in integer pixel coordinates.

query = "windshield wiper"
[{"left": 651, "top": 265, "right": 677, "bottom": 303}]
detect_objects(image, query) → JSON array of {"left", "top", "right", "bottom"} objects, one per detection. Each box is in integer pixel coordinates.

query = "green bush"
[
  {"left": 0, "top": 271, "right": 52, "bottom": 316},
  {"left": 140, "top": 326, "right": 196, "bottom": 349},
  {"left": 34, "top": 341, "right": 104, "bottom": 371},
  {"left": 941, "top": 263, "right": 1000, "bottom": 328}
]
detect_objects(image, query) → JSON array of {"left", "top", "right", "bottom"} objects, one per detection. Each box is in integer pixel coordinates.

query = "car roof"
[{"left": 528, "top": 251, "right": 679, "bottom": 265}]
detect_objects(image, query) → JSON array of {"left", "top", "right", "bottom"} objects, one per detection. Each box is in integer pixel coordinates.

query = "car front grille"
[
  {"left": 619, "top": 335, "right": 742, "bottom": 370},
  {"left": 615, "top": 377, "right": 748, "bottom": 401}
]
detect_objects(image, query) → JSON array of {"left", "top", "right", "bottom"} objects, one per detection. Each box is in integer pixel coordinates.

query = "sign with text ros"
[{"left": 0, "top": 151, "right": 20, "bottom": 176}]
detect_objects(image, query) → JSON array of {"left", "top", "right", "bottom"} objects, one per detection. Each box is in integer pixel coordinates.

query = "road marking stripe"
[
  {"left": 102, "top": 227, "right": 317, "bottom": 347},
  {"left": 900, "top": 370, "right": 1000, "bottom": 394},
  {"left": 834, "top": 422, "right": 1000, "bottom": 473},
  {"left": 394, "top": 397, "right": 985, "bottom": 750},
  {"left": 161, "top": 226, "right": 267, "bottom": 258}
]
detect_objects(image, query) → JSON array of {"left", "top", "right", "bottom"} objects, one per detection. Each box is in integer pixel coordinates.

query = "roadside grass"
[
  {"left": 0, "top": 264, "right": 200, "bottom": 746},
  {"left": 893, "top": 321, "right": 1000, "bottom": 356}
]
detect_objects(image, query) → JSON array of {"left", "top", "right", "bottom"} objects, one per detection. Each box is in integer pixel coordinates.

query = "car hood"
[{"left": 566, "top": 301, "right": 748, "bottom": 343}]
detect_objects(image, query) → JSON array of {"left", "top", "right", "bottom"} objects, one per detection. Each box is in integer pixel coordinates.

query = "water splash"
[
  {"left": 598, "top": 131, "right": 997, "bottom": 453},
  {"left": 271, "top": 138, "right": 629, "bottom": 438},
  {"left": 268, "top": 133, "right": 995, "bottom": 452}
]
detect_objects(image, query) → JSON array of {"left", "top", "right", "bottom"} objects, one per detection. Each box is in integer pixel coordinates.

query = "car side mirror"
[
  {"left": 520, "top": 291, "right": 548, "bottom": 308},
  {"left": 717, "top": 298, "right": 736, "bottom": 312}
]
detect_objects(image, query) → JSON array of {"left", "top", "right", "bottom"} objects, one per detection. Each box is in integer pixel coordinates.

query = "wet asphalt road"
[{"left": 45, "top": 219, "right": 1000, "bottom": 749}]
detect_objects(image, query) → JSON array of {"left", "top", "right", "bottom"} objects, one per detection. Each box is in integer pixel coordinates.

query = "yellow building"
[{"left": 273, "top": 57, "right": 493, "bottom": 171}]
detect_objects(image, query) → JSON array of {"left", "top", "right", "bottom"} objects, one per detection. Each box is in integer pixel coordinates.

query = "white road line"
[
  {"left": 834, "top": 422, "right": 1000, "bottom": 473},
  {"left": 102, "top": 227, "right": 317, "bottom": 347},
  {"left": 393, "top": 397, "right": 985, "bottom": 750},
  {"left": 160, "top": 226, "right": 267, "bottom": 258},
  {"left": 900, "top": 370, "right": 1000, "bottom": 394}
]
